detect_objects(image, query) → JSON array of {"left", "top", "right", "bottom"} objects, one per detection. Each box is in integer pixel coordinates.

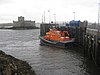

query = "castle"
[{"left": 13, "top": 16, "right": 36, "bottom": 28}]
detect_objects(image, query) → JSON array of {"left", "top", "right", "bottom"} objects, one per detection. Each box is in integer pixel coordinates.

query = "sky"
[{"left": 0, "top": 0, "right": 99, "bottom": 23}]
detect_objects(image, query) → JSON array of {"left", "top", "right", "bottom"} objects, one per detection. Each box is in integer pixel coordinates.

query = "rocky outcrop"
[{"left": 0, "top": 50, "right": 36, "bottom": 75}]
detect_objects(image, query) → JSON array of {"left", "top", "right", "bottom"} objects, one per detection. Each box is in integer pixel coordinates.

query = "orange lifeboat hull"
[{"left": 40, "top": 28, "right": 75, "bottom": 48}]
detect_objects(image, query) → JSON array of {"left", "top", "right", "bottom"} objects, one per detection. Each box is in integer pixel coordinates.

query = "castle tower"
[
  {"left": 13, "top": 16, "right": 36, "bottom": 28},
  {"left": 18, "top": 16, "right": 24, "bottom": 22}
]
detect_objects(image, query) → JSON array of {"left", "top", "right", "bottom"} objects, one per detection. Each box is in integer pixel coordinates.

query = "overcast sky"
[{"left": 0, "top": 0, "right": 99, "bottom": 23}]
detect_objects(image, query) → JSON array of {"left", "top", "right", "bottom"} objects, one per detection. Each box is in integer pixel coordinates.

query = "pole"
[
  {"left": 44, "top": 11, "right": 45, "bottom": 23},
  {"left": 95, "top": 3, "right": 100, "bottom": 64},
  {"left": 42, "top": 14, "right": 43, "bottom": 23},
  {"left": 73, "top": 12, "right": 75, "bottom": 21},
  {"left": 54, "top": 14, "right": 56, "bottom": 24},
  {"left": 48, "top": 10, "right": 50, "bottom": 23},
  {"left": 98, "top": 3, "right": 100, "bottom": 27}
]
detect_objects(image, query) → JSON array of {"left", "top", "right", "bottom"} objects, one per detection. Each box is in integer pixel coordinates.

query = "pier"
[{"left": 83, "top": 26, "right": 100, "bottom": 66}]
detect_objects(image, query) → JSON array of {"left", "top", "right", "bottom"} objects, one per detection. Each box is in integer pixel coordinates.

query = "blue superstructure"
[{"left": 66, "top": 20, "right": 80, "bottom": 27}]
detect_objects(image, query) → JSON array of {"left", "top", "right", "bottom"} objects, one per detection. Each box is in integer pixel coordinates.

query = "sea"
[{"left": 0, "top": 29, "right": 100, "bottom": 75}]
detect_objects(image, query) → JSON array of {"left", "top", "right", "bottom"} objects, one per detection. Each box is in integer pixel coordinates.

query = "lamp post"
[
  {"left": 73, "top": 12, "right": 75, "bottom": 21},
  {"left": 44, "top": 11, "right": 45, "bottom": 23},
  {"left": 98, "top": 3, "right": 100, "bottom": 26},
  {"left": 42, "top": 14, "right": 43, "bottom": 23},
  {"left": 54, "top": 14, "right": 56, "bottom": 24},
  {"left": 95, "top": 3, "right": 100, "bottom": 63},
  {"left": 48, "top": 10, "right": 50, "bottom": 23}
]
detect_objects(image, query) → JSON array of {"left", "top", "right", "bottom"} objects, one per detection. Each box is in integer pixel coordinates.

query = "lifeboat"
[{"left": 40, "top": 28, "right": 75, "bottom": 48}]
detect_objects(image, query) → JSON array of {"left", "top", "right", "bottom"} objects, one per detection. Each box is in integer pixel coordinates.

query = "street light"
[
  {"left": 95, "top": 3, "right": 100, "bottom": 60},
  {"left": 48, "top": 10, "right": 50, "bottom": 23},
  {"left": 98, "top": 3, "right": 100, "bottom": 26},
  {"left": 54, "top": 14, "right": 56, "bottom": 24},
  {"left": 42, "top": 14, "right": 43, "bottom": 23},
  {"left": 44, "top": 11, "right": 45, "bottom": 23},
  {"left": 73, "top": 12, "right": 75, "bottom": 21}
]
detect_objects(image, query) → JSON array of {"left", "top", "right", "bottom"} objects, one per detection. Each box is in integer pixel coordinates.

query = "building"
[{"left": 13, "top": 16, "right": 36, "bottom": 28}]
